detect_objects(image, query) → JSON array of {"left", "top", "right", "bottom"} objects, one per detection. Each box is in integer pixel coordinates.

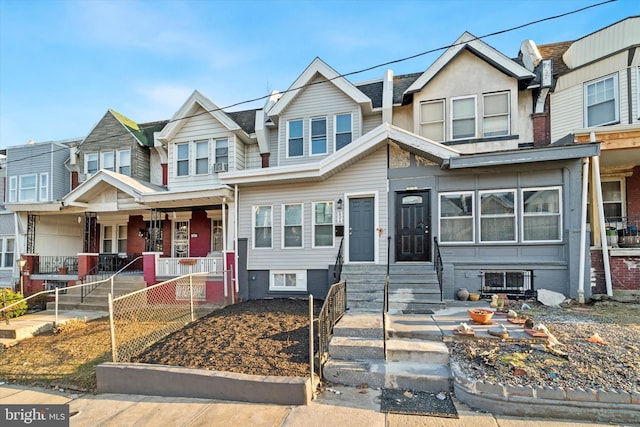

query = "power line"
[{"left": 2, "top": 0, "right": 617, "bottom": 168}]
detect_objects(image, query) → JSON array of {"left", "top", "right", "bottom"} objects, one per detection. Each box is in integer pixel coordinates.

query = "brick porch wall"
[{"left": 590, "top": 249, "right": 640, "bottom": 293}]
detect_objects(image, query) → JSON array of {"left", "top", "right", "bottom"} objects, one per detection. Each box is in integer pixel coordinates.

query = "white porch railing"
[{"left": 155, "top": 256, "right": 222, "bottom": 277}]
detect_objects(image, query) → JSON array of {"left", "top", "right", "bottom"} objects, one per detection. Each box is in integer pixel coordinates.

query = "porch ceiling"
[
  {"left": 599, "top": 147, "right": 640, "bottom": 171},
  {"left": 141, "top": 187, "right": 234, "bottom": 208}
]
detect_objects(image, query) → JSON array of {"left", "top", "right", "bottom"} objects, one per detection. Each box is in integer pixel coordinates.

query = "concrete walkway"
[{"left": 0, "top": 383, "right": 624, "bottom": 427}]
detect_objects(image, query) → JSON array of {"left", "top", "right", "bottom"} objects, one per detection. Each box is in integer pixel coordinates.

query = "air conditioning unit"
[{"left": 213, "top": 162, "right": 228, "bottom": 172}]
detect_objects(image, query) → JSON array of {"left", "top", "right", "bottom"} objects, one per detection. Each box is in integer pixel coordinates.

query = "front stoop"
[{"left": 323, "top": 312, "right": 452, "bottom": 393}]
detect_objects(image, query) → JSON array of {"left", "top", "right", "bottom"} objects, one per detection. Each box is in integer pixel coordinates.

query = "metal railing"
[
  {"left": 605, "top": 216, "right": 640, "bottom": 248},
  {"left": 383, "top": 275, "right": 389, "bottom": 360},
  {"left": 434, "top": 237, "right": 444, "bottom": 301},
  {"left": 315, "top": 280, "right": 347, "bottom": 380},
  {"left": 36, "top": 256, "right": 78, "bottom": 274},
  {"left": 332, "top": 238, "right": 344, "bottom": 283},
  {"left": 108, "top": 272, "right": 216, "bottom": 363},
  {"left": 155, "top": 256, "right": 222, "bottom": 277},
  {"left": 81, "top": 256, "right": 143, "bottom": 303}
]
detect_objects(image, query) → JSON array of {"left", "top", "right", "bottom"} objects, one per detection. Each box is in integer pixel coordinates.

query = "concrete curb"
[
  {"left": 96, "top": 362, "right": 313, "bottom": 406},
  {"left": 451, "top": 362, "right": 640, "bottom": 424}
]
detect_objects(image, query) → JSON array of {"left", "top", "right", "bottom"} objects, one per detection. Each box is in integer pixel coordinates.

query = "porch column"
[
  {"left": 77, "top": 253, "right": 99, "bottom": 282},
  {"left": 143, "top": 252, "right": 161, "bottom": 286}
]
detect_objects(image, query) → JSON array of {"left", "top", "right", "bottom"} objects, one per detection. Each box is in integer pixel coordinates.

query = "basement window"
[{"left": 481, "top": 270, "right": 534, "bottom": 297}]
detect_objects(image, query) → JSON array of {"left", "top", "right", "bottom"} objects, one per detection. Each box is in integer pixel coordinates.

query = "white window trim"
[
  {"left": 310, "top": 116, "right": 328, "bottom": 156},
  {"left": 39, "top": 173, "right": 49, "bottom": 202},
  {"left": 478, "top": 189, "right": 517, "bottom": 243},
  {"left": 521, "top": 186, "right": 563, "bottom": 243},
  {"left": 176, "top": 142, "right": 190, "bottom": 177},
  {"left": 101, "top": 151, "right": 115, "bottom": 172},
  {"left": 419, "top": 99, "right": 445, "bottom": 142},
  {"left": 637, "top": 67, "right": 640, "bottom": 120},
  {"left": 215, "top": 138, "right": 229, "bottom": 165},
  {"left": 85, "top": 152, "right": 98, "bottom": 175},
  {"left": 0, "top": 237, "right": 15, "bottom": 269},
  {"left": 286, "top": 119, "right": 304, "bottom": 159},
  {"left": 18, "top": 174, "right": 37, "bottom": 202},
  {"left": 334, "top": 113, "right": 353, "bottom": 151},
  {"left": 438, "top": 191, "right": 475, "bottom": 244},
  {"left": 8, "top": 176, "right": 17, "bottom": 203},
  {"left": 450, "top": 95, "right": 477, "bottom": 140},
  {"left": 253, "top": 205, "right": 273, "bottom": 249},
  {"left": 601, "top": 176, "right": 627, "bottom": 220},
  {"left": 282, "top": 203, "right": 304, "bottom": 249},
  {"left": 312, "top": 201, "right": 334, "bottom": 248},
  {"left": 117, "top": 149, "right": 131, "bottom": 175},
  {"left": 269, "top": 270, "right": 307, "bottom": 292},
  {"left": 194, "top": 140, "right": 210, "bottom": 175},
  {"left": 583, "top": 73, "right": 619, "bottom": 128},
  {"left": 482, "top": 91, "right": 510, "bottom": 137}
]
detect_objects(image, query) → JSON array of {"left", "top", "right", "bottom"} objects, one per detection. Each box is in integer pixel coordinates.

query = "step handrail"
[{"left": 434, "top": 237, "right": 444, "bottom": 301}]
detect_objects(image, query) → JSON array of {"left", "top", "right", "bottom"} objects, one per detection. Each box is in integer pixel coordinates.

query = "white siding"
[
  {"left": 234, "top": 139, "right": 246, "bottom": 171},
  {"left": 363, "top": 112, "right": 383, "bottom": 134},
  {"left": 32, "top": 215, "right": 83, "bottom": 256},
  {"left": 277, "top": 74, "right": 362, "bottom": 166},
  {"left": 245, "top": 143, "right": 262, "bottom": 169},
  {"left": 240, "top": 147, "right": 388, "bottom": 270}
]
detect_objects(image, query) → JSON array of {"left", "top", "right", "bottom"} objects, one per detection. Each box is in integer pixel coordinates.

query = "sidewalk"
[{"left": 0, "top": 383, "right": 623, "bottom": 427}]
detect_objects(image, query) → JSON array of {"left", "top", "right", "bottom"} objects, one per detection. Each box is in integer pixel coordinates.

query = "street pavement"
[{"left": 1, "top": 383, "right": 632, "bottom": 427}]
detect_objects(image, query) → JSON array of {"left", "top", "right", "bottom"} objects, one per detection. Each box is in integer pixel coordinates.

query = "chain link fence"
[{"left": 109, "top": 272, "right": 219, "bottom": 362}]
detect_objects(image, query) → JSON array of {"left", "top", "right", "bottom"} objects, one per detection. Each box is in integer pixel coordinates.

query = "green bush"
[{"left": 1, "top": 288, "right": 28, "bottom": 318}]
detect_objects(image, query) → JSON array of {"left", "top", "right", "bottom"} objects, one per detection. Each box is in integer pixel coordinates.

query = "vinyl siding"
[
  {"left": 277, "top": 74, "right": 362, "bottom": 166},
  {"left": 240, "top": 147, "right": 388, "bottom": 270},
  {"left": 233, "top": 136, "right": 245, "bottom": 171},
  {"left": 363, "top": 112, "right": 382, "bottom": 134},
  {"left": 550, "top": 52, "right": 631, "bottom": 142},
  {"left": 245, "top": 143, "right": 262, "bottom": 169}
]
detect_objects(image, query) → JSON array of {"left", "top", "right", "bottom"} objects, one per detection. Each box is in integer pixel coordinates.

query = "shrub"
[{"left": 1, "top": 288, "right": 28, "bottom": 318}]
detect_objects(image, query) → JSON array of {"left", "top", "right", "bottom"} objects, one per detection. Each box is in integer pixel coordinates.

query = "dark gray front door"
[
  {"left": 349, "top": 197, "right": 374, "bottom": 262},
  {"left": 396, "top": 190, "right": 430, "bottom": 262}
]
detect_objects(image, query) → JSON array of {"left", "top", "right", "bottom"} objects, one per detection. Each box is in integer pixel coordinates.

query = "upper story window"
[
  {"left": 584, "top": 74, "right": 619, "bottom": 127},
  {"left": 451, "top": 96, "right": 476, "bottom": 140},
  {"left": 176, "top": 143, "right": 189, "bottom": 176},
  {"left": 118, "top": 150, "right": 131, "bottom": 176},
  {"left": 101, "top": 152, "right": 115, "bottom": 171},
  {"left": 335, "top": 114, "right": 352, "bottom": 150},
  {"left": 8, "top": 174, "right": 49, "bottom": 203},
  {"left": 283, "top": 203, "right": 303, "bottom": 248},
  {"left": 420, "top": 100, "right": 445, "bottom": 142},
  {"left": 19, "top": 174, "right": 37, "bottom": 202},
  {"left": 86, "top": 153, "right": 99, "bottom": 175},
  {"left": 483, "top": 92, "right": 510, "bottom": 137},
  {"left": 39, "top": 174, "right": 48, "bottom": 201},
  {"left": 215, "top": 139, "right": 228, "bottom": 167},
  {"left": 311, "top": 117, "right": 327, "bottom": 155},
  {"left": 287, "top": 120, "right": 304, "bottom": 158},
  {"left": 195, "top": 140, "right": 209, "bottom": 175},
  {"left": 8, "top": 177, "right": 17, "bottom": 203},
  {"left": 254, "top": 205, "right": 272, "bottom": 248}
]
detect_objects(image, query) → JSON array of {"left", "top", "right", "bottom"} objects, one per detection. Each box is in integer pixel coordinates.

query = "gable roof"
[
  {"left": 220, "top": 123, "right": 461, "bottom": 186},
  {"left": 404, "top": 32, "right": 535, "bottom": 100},
  {"left": 156, "top": 90, "right": 251, "bottom": 144},
  {"left": 266, "top": 57, "right": 373, "bottom": 120},
  {"left": 109, "top": 109, "right": 151, "bottom": 146}
]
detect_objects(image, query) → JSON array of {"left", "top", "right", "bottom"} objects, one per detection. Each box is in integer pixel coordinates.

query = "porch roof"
[{"left": 220, "top": 123, "right": 461, "bottom": 186}]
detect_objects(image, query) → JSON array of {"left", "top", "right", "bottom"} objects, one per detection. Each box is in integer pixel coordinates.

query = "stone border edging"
[
  {"left": 451, "top": 362, "right": 640, "bottom": 424},
  {"left": 96, "top": 362, "right": 313, "bottom": 406}
]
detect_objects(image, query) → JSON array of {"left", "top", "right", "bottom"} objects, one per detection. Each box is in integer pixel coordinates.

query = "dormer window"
[
  {"left": 101, "top": 152, "right": 115, "bottom": 171},
  {"left": 176, "top": 143, "right": 189, "bottom": 176},
  {"left": 86, "top": 153, "right": 98, "bottom": 175},
  {"left": 335, "top": 114, "right": 352, "bottom": 150},
  {"left": 311, "top": 117, "right": 327, "bottom": 155},
  {"left": 584, "top": 74, "right": 619, "bottom": 127},
  {"left": 215, "top": 138, "right": 228, "bottom": 168},
  {"left": 451, "top": 96, "right": 476, "bottom": 140},
  {"left": 118, "top": 150, "right": 131, "bottom": 176},
  {"left": 287, "top": 120, "right": 304, "bottom": 157},
  {"left": 420, "top": 100, "right": 445, "bottom": 142},
  {"left": 483, "top": 92, "right": 510, "bottom": 137},
  {"left": 195, "top": 140, "right": 209, "bottom": 175}
]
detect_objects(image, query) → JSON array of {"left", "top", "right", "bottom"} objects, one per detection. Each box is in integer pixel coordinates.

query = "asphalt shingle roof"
[
  {"left": 537, "top": 41, "right": 573, "bottom": 77},
  {"left": 227, "top": 109, "right": 257, "bottom": 134}
]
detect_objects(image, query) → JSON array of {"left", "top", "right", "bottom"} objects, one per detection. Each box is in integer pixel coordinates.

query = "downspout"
[
  {"left": 234, "top": 184, "right": 239, "bottom": 295},
  {"left": 577, "top": 157, "right": 589, "bottom": 303},
  {"left": 222, "top": 198, "right": 228, "bottom": 301},
  {"left": 592, "top": 155, "right": 613, "bottom": 296}
]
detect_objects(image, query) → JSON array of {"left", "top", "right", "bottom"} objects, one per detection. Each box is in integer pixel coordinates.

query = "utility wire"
[{"left": 2, "top": 0, "right": 617, "bottom": 168}]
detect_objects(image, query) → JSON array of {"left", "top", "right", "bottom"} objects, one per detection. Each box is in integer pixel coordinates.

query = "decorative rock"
[{"left": 537, "top": 289, "right": 567, "bottom": 307}]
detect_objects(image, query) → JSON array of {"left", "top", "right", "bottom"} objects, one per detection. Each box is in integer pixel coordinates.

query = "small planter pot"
[
  {"left": 457, "top": 288, "right": 470, "bottom": 301},
  {"left": 57, "top": 267, "right": 68, "bottom": 274}
]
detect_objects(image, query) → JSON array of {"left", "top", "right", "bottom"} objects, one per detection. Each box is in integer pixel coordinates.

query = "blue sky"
[{"left": 0, "top": 0, "right": 635, "bottom": 148}]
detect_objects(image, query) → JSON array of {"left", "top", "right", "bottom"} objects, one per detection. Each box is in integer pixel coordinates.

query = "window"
[
  {"left": 118, "top": 150, "right": 131, "bottom": 176},
  {"left": 254, "top": 205, "right": 272, "bottom": 248},
  {"left": 1, "top": 238, "right": 15, "bottom": 268},
  {"left": 8, "top": 176, "right": 17, "bottom": 203},
  {"left": 420, "top": 100, "right": 444, "bottom": 142},
  {"left": 439, "top": 192, "right": 474, "bottom": 243},
  {"left": 176, "top": 143, "right": 189, "bottom": 176},
  {"left": 117, "top": 225, "right": 127, "bottom": 253},
  {"left": 602, "top": 179, "right": 624, "bottom": 219},
  {"left": 313, "top": 202, "right": 334, "bottom": 247},
  {"left": 479, "top": 190, "right": 516, "bottom": 242},
  {"left": 103, "top": 224, "right": 128, "bottom": 253},
  {"left": 522, "top": 187, "right": 561, "bottom": 242},
  {"left": 483, "top": 92, "right": 509, "bottom": 137},
  {"left": 215, "top": 138, "right": 228, "bottom": 165},
  {"left": 195, "top": 140, "right": 209, "bottom": 175},
  {"left": 288, "top": 120, "right": 303, "bottom": 157},
  {"left": 39, "top": 173, "right": 49, "bottom": 202},
  {"left": 19, "top": 174, "right": 37, "bottom": 202},
  {"left": 102, "top": 225, "right": 113, "bottom": 253},
  {"left": 335, "top": 114, "right": 352, "bottom": 150},
  {"left": 270, "top": 270, "right": 307, "bottom": 291},
  {"left": 86, "top": 153, "right": 98, "bottom": 175},
  {"left": 283, "top": 203, "right": 303, "bottom": 248},
  {"left": 637, "top": 67, "right": 640, "bottom": 120},
  {"left": 311, "top": 117, "right": 327, "bottom": 155},
  {"left": 211, "top": 220, "right": 223, "bottom": 252},
  {"left": 101, "top": 151, "right": 115, "bottom": 171},
  {"left": 451, "top": 96, "right": 476, "bottom": 139},
  {"left": 584, "top": 74, "right": 619, "bottom": 127}
]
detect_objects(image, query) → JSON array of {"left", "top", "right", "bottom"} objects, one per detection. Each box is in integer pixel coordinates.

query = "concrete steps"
[
  {"left": 46, "top": 276, "right": 146, "bottom": 311},
  {"left": 322, "top": 312, "right": 452, "bottom": 393}
]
